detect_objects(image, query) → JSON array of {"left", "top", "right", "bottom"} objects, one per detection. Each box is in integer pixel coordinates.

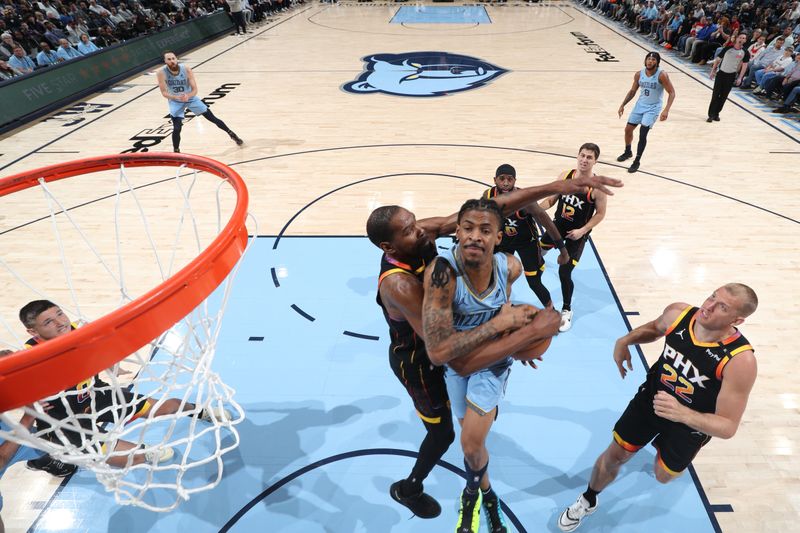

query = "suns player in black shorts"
[
  {"left": 19, "top": 300, "right": 230, "bottom": 467},
  {"left": 485, "top": 163, "right": 570, "bottom": 307},
  {"left": 365, "top": 173, "right": 622, "bottom": 522},
  {"left": 557, "top": 283, "right": 758, "bottom": 532},
  {"left": 539, "top": 143, "right": 608, "bottom": 332}
]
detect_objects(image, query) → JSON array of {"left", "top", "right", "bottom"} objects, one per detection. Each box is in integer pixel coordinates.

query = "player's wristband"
[{"left": 556, "top": 239, "right": 567, "bottom": 251}]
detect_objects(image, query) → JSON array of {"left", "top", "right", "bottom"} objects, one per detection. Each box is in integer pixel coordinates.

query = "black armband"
[{"left": 555, "top": 239, "right": 567, "bottom": 251}]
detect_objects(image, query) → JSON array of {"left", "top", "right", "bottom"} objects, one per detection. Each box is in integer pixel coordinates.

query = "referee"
[{"left": 707, "top": 32, "right": 750, "bottom": 122}]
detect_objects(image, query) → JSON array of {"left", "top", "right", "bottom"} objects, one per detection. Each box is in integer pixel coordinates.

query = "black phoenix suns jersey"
[
  {"left": 484, "top": 186, "right": 539, "bottom": 250},
  {"left": 553, "top": 170, "right": 596, "bottom": 233},
  {"left": 376, "top": 252, "right": 431, "bottom": 353},
  {"left": 645, "top": 306, "right": 754, "bottom": 415},
  {"left": 24, "top": 324, "right": 105, "bottom": 418}
]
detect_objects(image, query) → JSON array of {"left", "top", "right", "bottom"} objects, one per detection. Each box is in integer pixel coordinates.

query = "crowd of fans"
[
  {"left": 579, "top": 0, "right": 800, "bottom": 114},
  {"left": 0, "top": 0, "right": 297, "bottom": 81}
]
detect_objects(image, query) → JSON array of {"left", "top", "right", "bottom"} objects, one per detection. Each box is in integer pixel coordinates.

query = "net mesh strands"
[{"left": 0, "top": 154, "right": 252, "bottom": 511}]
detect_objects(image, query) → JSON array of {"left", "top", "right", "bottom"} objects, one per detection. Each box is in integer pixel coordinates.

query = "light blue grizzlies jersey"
[
  {"left": 163, "top": 64, "right": 192, "bottom": 95},
  {"left": 635, "top": 67, "right": 664, "bottom": 108},
  {"left": 438, "top": 245, "right": 512, "bottom": 371}
]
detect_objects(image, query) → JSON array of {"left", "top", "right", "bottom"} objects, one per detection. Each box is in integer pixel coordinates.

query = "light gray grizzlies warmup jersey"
[
  {"left": 634, "top": 67, "right": 664, "bottom": 110},
  {"left": 438, "top": 245, "right": 513, "bottom": 372},
  {"left": 164, "top": 64, "right": 192, "bottom": 95},
  {"left": 163, "top": 64, "right": 208, "bottom": 118}
]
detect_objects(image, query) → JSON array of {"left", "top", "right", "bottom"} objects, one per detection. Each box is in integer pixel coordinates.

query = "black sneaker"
[
  {"left": 712, "top": 116, "right": 720, "bottom": 121},
  {"left": 627, "top": 160, "right": 640, "bottom": 173},
  {"left": 27, "top": 455, "right": 77, "bottom": 477},
  {"left": 229, "top": 132, "right": 244, "bottom": 145},
  {"left": 389, "top": 480, "right": 441, "bottom": 518},
  {"left": 773, "top": 107, "right": 791, "bottom": 114},
  {"left": 483, "top": 492, "right": 508, "bottom": 532},
  {"left": 455, "top": 488, "right": 482, "bottom": 533},
  {"left": 616, "top": 151, "right": 633, "bottom": 162}
]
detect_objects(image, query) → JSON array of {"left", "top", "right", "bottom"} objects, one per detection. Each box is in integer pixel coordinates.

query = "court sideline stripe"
[
  {"left": 217, "top": 447, "right": 527, "bottom": 533},
  {"left": 0, "top": 6, "right": 312, "bottom": 174},
  {"left": 587, "top": 237, "right": 724, "bottom": 533},
  {"left": 571, "top": 4, "right": 800, "bottom": 145}
]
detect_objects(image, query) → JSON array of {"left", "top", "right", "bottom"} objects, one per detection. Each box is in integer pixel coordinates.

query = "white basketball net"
[{"left": 0, "top": 160, "right": 253, "bottom": 511}]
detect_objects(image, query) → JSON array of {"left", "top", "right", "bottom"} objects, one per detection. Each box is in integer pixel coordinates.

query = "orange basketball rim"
[{"left": 0, "top": 153, "right": 249, "bottom": 412}]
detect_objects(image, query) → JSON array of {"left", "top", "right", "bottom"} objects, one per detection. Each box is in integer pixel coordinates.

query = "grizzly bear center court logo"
[{"left": 342, "top": 51, "right": 508, "bottom": 98}]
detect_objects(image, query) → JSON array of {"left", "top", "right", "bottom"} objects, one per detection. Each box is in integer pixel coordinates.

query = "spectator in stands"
[
  {"left": 39, "top": 1, "right": 63, "bottom": 23},
  {"left": 770, "top": 25, "right": 795, "bottom": 48},
  {"left": 772, "top": 83, "right": 800, "bottom": 113},
  {"left": 76, "top": 32, "right": 98, "bottom": 53},
  {"left": 0, "top": 32, "right": 16, "bottom": 60},
  {"left": 55, "top": 36, "right": 81, "bottom": 60},
  {"left": 8, "top": 45, "right": 34, "bottom": 73},
  {"left": 678, "top": 16, "right": 708, "bottom": 56},
  {"left": 88, "top": 0, "right": 111, "bottom": 18},
  {"left": 36, "top": 40, "right": 61, "bottom": 65},
  {"left": 13, "top": 29, "right": 38, "bottom": 55},
  {"left": 739, "top": 2, "right": 754, "bottom": 27},
  {"left": 753, "top": 46, "right": 795, "bottom": 93},
  {"left": 20, "top": 22, "right": 46, "bottom": 50},
  {"left": 759, "top": 51, "right": 800, "bottom": 99},
  {"left": 43, "top": 21, "right": 67, "bottom": 47},
  {"left": 635, "top": 0, "right": 657, "bottom": 34},
  {"left": 31, "top": 12, "right": 49, "bottom": 35},
  {"left": 114, "top": 19, "right": 135, "bottom": 40},
  {"left": 660, "top": 6, "right": 684, "bottom": 48},
  {"left": 64, "top": 18, "right": 82, "bottom": 43},
  {"left": 747, "top": 30, "right": 766, "bottom": 58},
  {"left": 691, "top": 2, "right": 705, "bottom": 21},
  {"left": 0, "top": 58, "right": 20, "bottom": 80},
  {"left": 117, "top": 4, "right": 135, "bottom": 23},
  {"left": 108, "top": 7, "right": 125, "bottom": 26},
  {"left": 742, "top": 35, "right": 785, "bottom": 88},
  {"left": 685, "top": 15, "right": 718, "bottom": 60},
  {"left": 693, "top": 17, "right": 731, "bottom": 64},
  {"left": 95, "top": 24, "right": 119, "bottom": 46},
  {"left": 226, "top": 0, "right": 247, "bottom": 35}
]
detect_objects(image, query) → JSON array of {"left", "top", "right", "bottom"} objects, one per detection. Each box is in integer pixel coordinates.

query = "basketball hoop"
[{"left": 0, "top": 153, "right": 252, "bottom": 510}]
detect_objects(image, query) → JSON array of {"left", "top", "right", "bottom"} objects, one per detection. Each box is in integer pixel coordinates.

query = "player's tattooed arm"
[{"left": 423, "top": 258, "right": 534, "bottom": 366}]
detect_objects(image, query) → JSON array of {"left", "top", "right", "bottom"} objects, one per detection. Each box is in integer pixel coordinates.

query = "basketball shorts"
[
  {"left": 168, "top": 96, "right": 208, "bottom": 118},
  {"left": 444, "top": 361, "right": 511, "bottom": 420},
  {"left": 628, "top": 103, "right": 660, "bottom": 128},
  {"left": 42, "top": 388, "right": 151, "bottom": 448},
  {"left": 613, "top": 385, "right": 711, "bottom": 475},
  {"left": 540, "top": 229, "right": 589, "bottom": 266},
  {"left": 501, "top": 242, "right": 545, "bottom": 277},
  {"left": 389, "top": 345, "right": 450, "bottom": 424}
]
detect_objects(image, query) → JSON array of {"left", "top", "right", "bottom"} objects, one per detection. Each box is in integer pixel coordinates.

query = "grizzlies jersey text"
[
  {"left": 645, "top": 306, "right": 754, "bottom": 416},
  {"left": 553, "top": 170, "right": 596, "bottom": 233},
  {"left": 163, "top": 65, "right": 192, "bottom": 95},
  {"left": 437, "top": 246, "right": 512, "bottom": 370},
  {"left": 637, "top": 67, "right": 664, "bottom": 107},
  {"left": 484, "top": 186, "right": 539, "bottom": 249}
]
